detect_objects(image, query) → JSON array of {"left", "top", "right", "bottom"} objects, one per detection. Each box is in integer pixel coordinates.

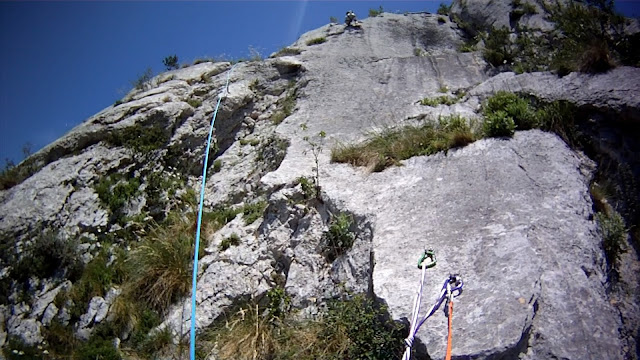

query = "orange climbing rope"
[{"left": 445, "top": 299, "right": 454, "bottom": 360}]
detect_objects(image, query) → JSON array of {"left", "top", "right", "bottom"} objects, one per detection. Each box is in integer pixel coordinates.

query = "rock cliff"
[{"left": 1, "top": 1, "right": 639, "bottom": 359}]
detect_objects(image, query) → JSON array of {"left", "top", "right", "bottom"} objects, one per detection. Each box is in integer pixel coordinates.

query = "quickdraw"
[{"left": 402, "top": 249, "right": 463, "bottom": 360}]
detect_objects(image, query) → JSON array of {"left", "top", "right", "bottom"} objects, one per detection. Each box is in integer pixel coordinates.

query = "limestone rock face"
[
  {"left": 1, "top": 6, "right": 639, "bottom": 360},
  {"left": 450, "top": 0, "right": 555, "bottom": 34}
]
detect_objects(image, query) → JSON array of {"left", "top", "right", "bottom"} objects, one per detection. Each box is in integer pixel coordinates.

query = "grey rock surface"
[
  {"left": 471, "top": 68, "right": 640, "bottom": 122},
  {"left": 450, "top": 0, "right": 555, "bottom": 34},
  {"left": 1, "top": 6, "right": 638, "bottom": 360},
  {"left": 260, "top": 13, "right": 632, "bottom": 359},
  {"left": 322, "top": 131, "right": 620, "bottom": 359}
]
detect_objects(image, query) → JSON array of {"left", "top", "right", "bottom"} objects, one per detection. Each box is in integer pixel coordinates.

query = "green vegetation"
[
  {"left": 437, "top": 3, "right": 451, "bottom": 15},
  {"left": 481, "top": 91, "right": 580, "bottom": 141},
  {"left": 332, "top": 115, "right": 476, "bottom": 172},
  {"left": 369, "top": 5, "right": 384, "bottom": 17},
  {"left": 10, "top": 231, "right": 82, "bottom": 289},
  {"left": 297, "top": 176, "right": 318, "bottom": 201},
  {"left": 239, "top": 138, "right": 261, "bottom": 146},
  {"left": 126, "top": 210, "right": 212, "bottom": 314},
  {"left": 271, "top": 81, "right": 298, "bottom": 125},
  {"left": 482, "top": 91, "right": 538, "bottom": 136},
  {"left": 476, "top": 1, "right": 639, "bottom": 75},
  {"left": 3, "top": 336, "right": 43, "bottom": 359},
  {"left": 219, "top": 233, "right": 241, "bottom": 251},
  {"left": 241, "top": 201, "right": 267, "bottom": 225},
  {"left": 459, "top": 40, "right": 476, "bottom": 52},
  {"left": 201, "top": 290, "right": 404, "bottom": 360},
  {"left": 483, "top": 26, "right": 514, "bottom": 67},
  {"left": 321, "top": 213, "right": 356, "bottom": 262},
  {"left": 162, "top": 54, "right": 179, "bottom": 70},
  {"left": 306, "top": 37, "right": 327, "bottom": 46},
  {"left": 132, "top": 67, "right": 153, "bottom": 91},
  {"left": 301, "top": 126, "right": 326, "bottom": 201},
  {"left": 94, "top": 173, "right": 141, "bottom": 222},
  {"left": 330, "top": 16, "right": 338, "bottom": 24},
  {"left": 273, "top": 47, "right": 302, "bottom": 57},
  {"left": 106, "top": 123, "right": 170, "bottom": 154},
  {"left": 483, "top": 110, "right": 516, "bottom": 137},
  {"left": 212, "top": 159, "right": 222, "bottom": 173},
  {"left": 0, "top": 156, "right": 40, "bottom": 191},
  {"left": 187, "top": 98, "right": 202, "bottom": 108},
  {"left": 596, "top": 211, "right": 628, "bottom": 272},
  {"left": 420, "top": 95, "right": 458, "bottom": 106}
]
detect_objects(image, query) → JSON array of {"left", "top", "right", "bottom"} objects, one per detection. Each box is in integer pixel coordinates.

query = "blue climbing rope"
[{"left": 190, "top": 64, "right": 236, "bottom": 360}]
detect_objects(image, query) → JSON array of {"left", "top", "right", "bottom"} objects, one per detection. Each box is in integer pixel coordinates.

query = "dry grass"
[
  {"left": 331, "top": 115, "right": 477, "bottom": 172},
  {"left": 126, "top": 208, "right": 232, "bottom": 314}
]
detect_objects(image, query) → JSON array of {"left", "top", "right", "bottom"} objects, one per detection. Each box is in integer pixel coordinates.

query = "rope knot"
[{"left": 404, "top": 337, "right": 414, "bottom": 348}]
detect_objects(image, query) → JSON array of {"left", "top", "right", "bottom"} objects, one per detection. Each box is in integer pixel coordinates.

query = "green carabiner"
[{"left": 417, "top": 249, "right": 436, "bottom": 269}]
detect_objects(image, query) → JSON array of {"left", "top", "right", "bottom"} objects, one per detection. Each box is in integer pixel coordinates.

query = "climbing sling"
[{"left": 402, "top": 250, "right": 463, "bottom": 360}]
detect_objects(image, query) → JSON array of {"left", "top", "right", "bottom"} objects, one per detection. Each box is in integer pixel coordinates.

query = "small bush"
[
  {"left": 321, "top": 213, "right": 355, "bottom": 262},
  {"left": 297, "top": 176, "right": 318, "bottom": 200},
  {"left": 162, "top": 54, "right": 179, "bottom": 70},
  {"left": 322, "top": 294, "right": 405, "bottom": 359},
  {"left": 271, "top": 111, "right": 287, "bottom": 125},
  {"left": 483, "top": 110, "right": 516, "bottom": 137},
  {"left": 11, "top": 231, "right": 82, "bottom": 285},
  {"left": 42, "top": 320, "right": 77, "bottom": 356},
  {"left": 186, "top": 98, "right": 202, "bottom": 108},
  {"left": 0, "top": 157, "right": 40, "bottom": 191},
  {"left": 132, "top": 67, "right": 153, "bottom": 91},
  {"left": 69, "top": 249, "right": 126, "bottom": 321},
  {"left": 596, "top": 211, "right": 627, "bottom": 271},
  {"left": 369, "top": 5, "right": 384, "bottom": 17},
  {"left": 219, "top": 233, "right": 241, "bottom": 251},
  {"left": 212, "top": 159, "right": 222, "bottom": 173},
  {"left": 241, "top": 201, "right": 267, "bottom": 225},
  {"left": 438, "top": 16, "right": 447, "bottom": 24},
  {"left": 483, "top": 26, "right": 514, "bottom": 66},
  {"left": 95, "top": 173, "right": 141, "bottom": 222},
  {"left": 522, "top": 2, "right": 537, "bottom": 14},
  {"left": 459, "top": 41, "right": 477, "bottom": 52},
  {"left": 75, "top": 334, "right": 121, "bottom": 360},
  {"left": 579, "top": 40, "right": 616, "bottom": 74},
  {"left": 484, "top": 91, "right": 538, "bottom": 130},
  {"left": 3, "top": 336, "right": 42, "bottom": 359},
  {"left": 437, "top": 3, "right": 450, "bottom": 15},
  {"left": 106, "top": 124, "right": 169, "bottom": 154},
  {"left": 306, "top": 37, "right": 327, "bottom": 46},
  {"left": 330, "top": 16, "right": 338, "bottom": 23}
]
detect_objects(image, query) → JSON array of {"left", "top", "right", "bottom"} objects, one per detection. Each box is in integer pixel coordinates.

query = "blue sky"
[{"left": 0, "top": 1, "right": 638, "bottom": 166}]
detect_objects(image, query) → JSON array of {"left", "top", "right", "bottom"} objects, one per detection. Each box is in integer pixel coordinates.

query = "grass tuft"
[
  {"left": 306, "top": 37, "right": 327, "bottom": 46},
  {"left": 331, "top": 115, "right": 476, "bottom": 172},
  {"left": 219, "top": 233, "right": 241, "bottom": 251},
  {"left": 420, "top": 95, "right": 458, "bottom": 106},
  {"left": 596, "top": 211, "right": 628, "bottom": 272}
]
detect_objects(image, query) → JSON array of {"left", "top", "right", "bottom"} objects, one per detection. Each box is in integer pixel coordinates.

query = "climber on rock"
[{"left": 345, "top": 10, "right": 358, "bottom": 27}]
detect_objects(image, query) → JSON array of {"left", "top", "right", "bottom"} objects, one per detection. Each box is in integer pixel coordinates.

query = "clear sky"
[{"left": 0, "top": 1, "right": 638, "bottom": 166}]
